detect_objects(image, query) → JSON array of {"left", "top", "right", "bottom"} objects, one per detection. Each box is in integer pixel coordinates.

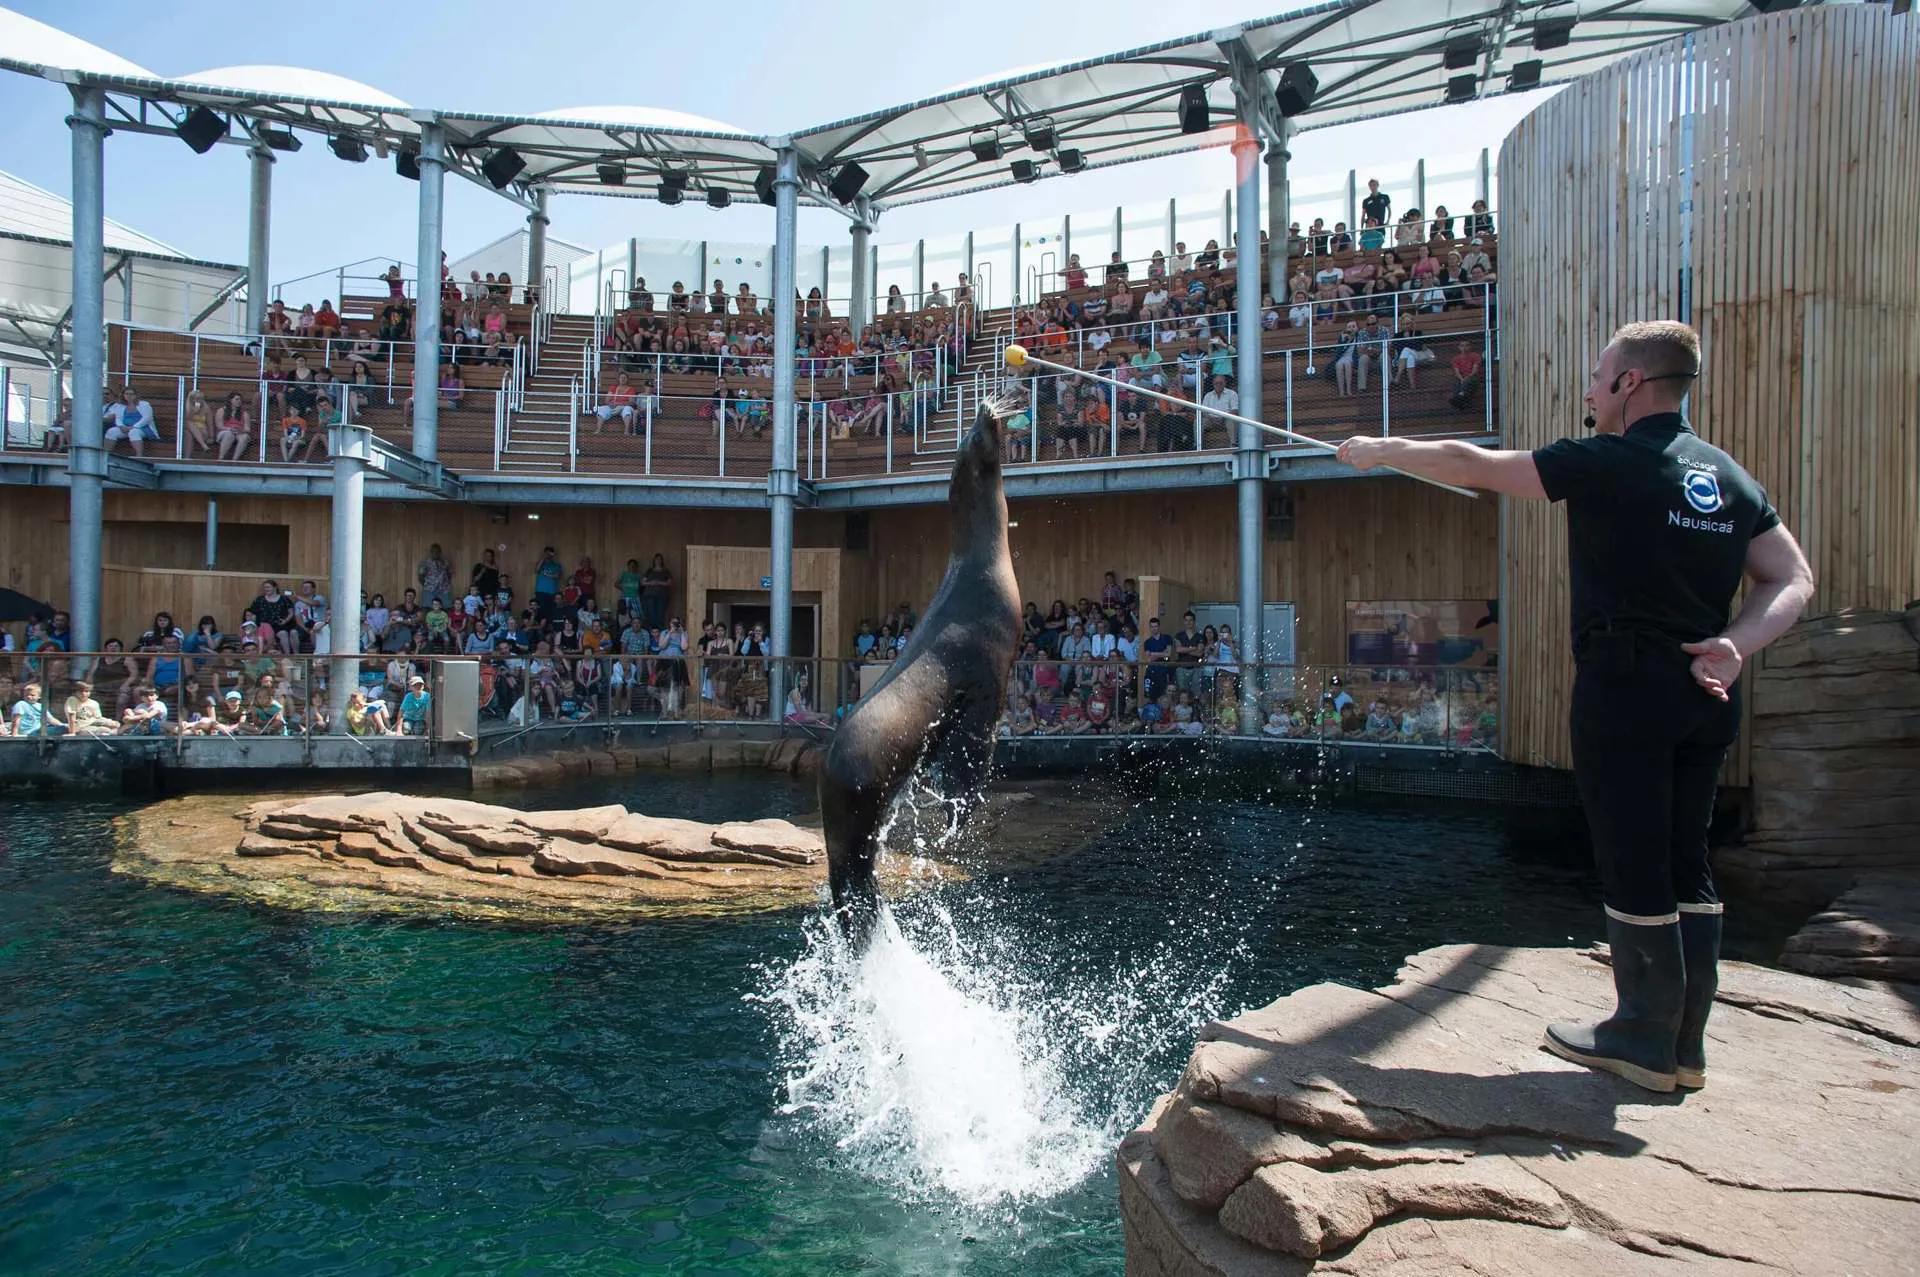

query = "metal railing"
[
  {"left": 476, "top": 652, "right": 840, "bottom": 737},
  {"left": 0, "top": 649, "right": 480, "bottom": 746},
  {"left": 992, "top": 658, "right": 1495, "bottom": 750}
]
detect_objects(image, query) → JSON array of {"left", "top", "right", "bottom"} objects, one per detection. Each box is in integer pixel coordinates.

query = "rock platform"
[
  {"left": 1782, "top": 873, "right": 1920, "bottom": 984},
  {"left": 1120, "top": 944, "right": 1920, "bottom": 1275},
  {"left": 117, "top": 791, "right": 830, "bottom": 920}
]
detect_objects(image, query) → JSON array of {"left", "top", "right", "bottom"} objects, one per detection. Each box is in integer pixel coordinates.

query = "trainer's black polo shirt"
[{"left": 1533, "top": 413, "right": 1779, "bottom": 651}]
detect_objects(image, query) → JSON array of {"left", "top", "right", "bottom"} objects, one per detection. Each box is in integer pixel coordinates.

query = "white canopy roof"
[{"left": 0, "top": 0, "right": 1764, "bottom": 214}]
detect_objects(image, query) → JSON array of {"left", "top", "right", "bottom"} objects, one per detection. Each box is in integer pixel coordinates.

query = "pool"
[{"left": 3, "top": 769, "right": 1623, "bottom": 1274}]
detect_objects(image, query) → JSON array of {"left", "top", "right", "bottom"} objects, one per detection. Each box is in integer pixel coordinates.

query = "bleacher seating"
[{"left": 12, "top": 233, "right": 1497, "bottom": 480}]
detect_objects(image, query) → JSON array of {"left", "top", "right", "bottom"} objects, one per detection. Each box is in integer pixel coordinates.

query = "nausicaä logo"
[{"left": 1682, "top": 469, "right": 1723, "bottom": 514}]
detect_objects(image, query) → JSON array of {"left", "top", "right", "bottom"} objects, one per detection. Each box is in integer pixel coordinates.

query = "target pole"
[{"left": 1001, "top": 344, "right": 1479, "bottom": 499}]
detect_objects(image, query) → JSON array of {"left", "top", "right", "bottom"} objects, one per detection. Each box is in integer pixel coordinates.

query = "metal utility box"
[{"left": 434, "top": 660, "right": 479, "bottom": 743}]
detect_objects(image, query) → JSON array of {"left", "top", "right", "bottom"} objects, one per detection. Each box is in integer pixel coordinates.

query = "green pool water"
[{"left": 2, "top": 770, "right": 1616, "bottom": 1275}]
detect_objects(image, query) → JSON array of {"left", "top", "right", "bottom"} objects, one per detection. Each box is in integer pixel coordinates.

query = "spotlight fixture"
[
  {"left": 706, "top": 188, "right": 732, "bottom": 209},
  {"left": 1275, "top": 62, "right": 1319, "bottom": 117},
  {"left": 481, "top": 147, "right": 526, "bottom": 189},
  {"left": 1532, "top": 16, "right": 1576, "bottom": 50},
  {"left": 1023, "top": 117, "right": 1056, "bottom": 151},
  {"left": 1177, "top": 83, "right": 1209, "bottom": 134},
  {"left": 911, "top": 143, "right": 930, "bottom": 171},
  {"left": 1508, "top": 59, "right": 1543, "bottom": 90},
  {"left": 1057, "top": 148, "right": 1086, "bottom": 174},
  {"left": 396, "top": 149, "right": 421, "bottom": 181},
  {"left": 596, "top": 161, "right": 626, "bottom": 186},
  {"left": 1444, "top": 34, "right": 1484, "bottom": 70},
  {"left": 969, "top": 129, "right": 1003, "bottom": 163},
  {"left": 259, "top": 127, "right": 301, "bottom": 153},
  {"left": 827, "top": 162, "right": 868, "bottom": 205},
  {"left": 176, "top": 106, "right": 227, "bottom": 154},
  {"left": 658, "top": 182, "right": 684, "bottom": 206},
  {"left": 1009, "top": 158, "right": 1040, "bottom": 184},
  {"left": 328, "top": 135, "right": 368, "bottom": 163},
  {"left": 1446, "top": 73, "right": 1478, "bottom": 104},
  {"left": 660, "top": 170, "right": 689, "bottom": 195},
  {"left": 754, "top": 164, "right": 777, "bottom": 206}
]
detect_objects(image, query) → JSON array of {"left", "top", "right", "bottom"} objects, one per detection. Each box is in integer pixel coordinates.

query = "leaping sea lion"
[{"left": 819, "top": 399, "right": 1022, "bottom": 946}]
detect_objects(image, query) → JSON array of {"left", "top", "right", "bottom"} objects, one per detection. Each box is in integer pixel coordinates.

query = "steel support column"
[
  {"left": 1266, "top": 142, "right": 1290, "bottom": 307},
  {"left": 1011, "top": 224, "right": 1022, "bottom": 305},
  {"left": 67, "top": 86, "right": 108, "bottom": 655},
  {"left": 768, "top": 147, "right": 801, "bottom": 715},
  {"left": 205, "top": 496, "right": 218, "bottom": 569},
  {"left": 849, "top": 212, "right": 872, "bottom": 333},
  {"left": 912, "top": 238, "right": 925, "bottom": 308},
  {"left": 526, "top": 187, "right": 549, "bottom": 306},
  {"left": 246, "top": 145, "right": 273, "bottom": 336},
  {"left": 328, "top": 423, "right": 368, "bottom": 733},
  {"left": 1233, "top": 132, "right": 1265, "bottom": 691},
  {"left": 1413, "top": 158, "right": 1427, "bottom": 220},
  {"left": 410, "top": 122, "right": 447, "bottom": 461}
]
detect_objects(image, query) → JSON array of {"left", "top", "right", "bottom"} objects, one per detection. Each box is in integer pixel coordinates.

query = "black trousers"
[{"left": 1569, "top": 631, "right": 1741, "bottom": 921}]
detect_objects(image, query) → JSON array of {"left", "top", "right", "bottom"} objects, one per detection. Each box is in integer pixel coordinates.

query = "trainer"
[{"left": 1337, "top": 320, "right": 1814, "bottom": 1093}]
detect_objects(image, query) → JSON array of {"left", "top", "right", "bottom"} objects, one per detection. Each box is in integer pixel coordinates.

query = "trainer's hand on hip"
[
  {"left": 1680, "top": 636, "right": 1742, "bottom": 701},
  {"left": 1338, "top": 437, "right": 1387, "bottom": 470}
]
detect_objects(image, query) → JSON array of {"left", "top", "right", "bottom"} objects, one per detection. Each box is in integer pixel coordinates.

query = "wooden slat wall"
[
  {"left": 3, "top": 479, "right": 1496, "bottom": 671},
  {"left": 1499, "top": 4, "right": 1920, "bottom": 774},
  {"left": 851, "top": 480, "right": 1497, "bottom": 667}
]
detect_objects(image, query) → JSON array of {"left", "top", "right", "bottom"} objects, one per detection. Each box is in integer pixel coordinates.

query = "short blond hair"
[{"left": 1611, "top": 320, "right": 1701, "bottom": 382}]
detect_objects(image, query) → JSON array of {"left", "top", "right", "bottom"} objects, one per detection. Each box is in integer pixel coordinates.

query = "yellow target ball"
[{"left": 1004, "top": 343, "right": 1029, "bottom": 368}]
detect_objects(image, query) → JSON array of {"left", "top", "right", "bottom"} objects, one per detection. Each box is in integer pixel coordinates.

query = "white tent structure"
[{"left": 0, "top": 169, "right": 246, "bottom": 443}]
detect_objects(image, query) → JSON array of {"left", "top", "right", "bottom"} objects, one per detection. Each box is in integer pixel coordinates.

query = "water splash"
[{"left": 754, "top": 785, "right": 1246, "bottom": 1209}]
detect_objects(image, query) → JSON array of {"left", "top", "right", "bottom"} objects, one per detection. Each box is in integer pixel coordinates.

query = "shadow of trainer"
[{"left": 819, "top": 399, "right": 1022, "bottom": 948}]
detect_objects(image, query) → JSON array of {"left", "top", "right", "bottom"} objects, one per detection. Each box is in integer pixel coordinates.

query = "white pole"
[{"left": 1009, "top": 349, "right": 1477, "bottom": 497}]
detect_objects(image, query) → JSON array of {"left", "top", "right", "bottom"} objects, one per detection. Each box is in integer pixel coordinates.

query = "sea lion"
[{"left": 819, "top": 399, "right": 1022, "bottom": 945}]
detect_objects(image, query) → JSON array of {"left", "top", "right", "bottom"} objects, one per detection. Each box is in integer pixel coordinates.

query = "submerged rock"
[{"left": 1120, "top": 943, "right": 1920, "bottom": 1274}]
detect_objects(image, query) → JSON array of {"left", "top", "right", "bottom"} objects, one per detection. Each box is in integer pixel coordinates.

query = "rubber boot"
[
  {"left": 1674, "top": 908, "right": 1722, "bottom": 1089},
  {"left": 1545, "top": 915, "right": 1684, "bottom": 1093}
]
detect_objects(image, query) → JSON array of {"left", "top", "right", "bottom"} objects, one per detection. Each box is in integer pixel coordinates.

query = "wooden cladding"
[
  {"left": 1499, "top": 4, "right": 1920, "bottom": 772},
  {"left": 2, "top": 478, "right": 1496, "bottom": 670}
]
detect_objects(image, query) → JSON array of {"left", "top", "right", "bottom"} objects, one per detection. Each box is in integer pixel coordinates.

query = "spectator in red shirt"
[{"left": 1448, "top": 341, "right": 1485, "bottom": 410}]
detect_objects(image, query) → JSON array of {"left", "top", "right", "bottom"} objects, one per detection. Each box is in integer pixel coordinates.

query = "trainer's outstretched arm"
[{"left": 1336, "top": 437, "right": 1546, "bottom": 499}]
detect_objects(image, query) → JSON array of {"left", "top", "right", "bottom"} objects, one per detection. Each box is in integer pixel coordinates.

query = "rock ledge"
[
  {"left": 119, "top": 791, "right": 827, "bottom": 920},
  {"left": 1120, "top": 944, "right": 1919, "bottom": 1275}
]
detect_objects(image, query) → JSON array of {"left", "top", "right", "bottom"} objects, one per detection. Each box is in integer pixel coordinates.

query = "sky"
[{"left": 0, "top": 0, "right": 1555, "bottom": 292}]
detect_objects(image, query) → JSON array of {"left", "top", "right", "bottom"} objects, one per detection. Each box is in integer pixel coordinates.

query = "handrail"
[{"left": 274, "top": 257, "right": 413, "bottom": 300}]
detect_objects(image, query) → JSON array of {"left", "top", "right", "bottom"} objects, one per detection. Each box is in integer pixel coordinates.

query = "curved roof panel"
[
  {"left": 0, "top": 8, "right": 156, "bottom": 78},
  {"left": 0, "top": 0, "right": 1761, "bottom": 212},
  {"left": 532, "top": 105, "right": 748, "bottom": 135},
  {"left": 179, "top": 65, "right": 409, "bottom": 109}
]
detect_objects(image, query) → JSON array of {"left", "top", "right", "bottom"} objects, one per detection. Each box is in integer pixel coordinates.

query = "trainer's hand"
[
  {"left": 1680, "top": 636, "right": 1742, "bottom": 701},
  {"left": 1337, "top": 436, "right": 1388, "bottom": 470}
]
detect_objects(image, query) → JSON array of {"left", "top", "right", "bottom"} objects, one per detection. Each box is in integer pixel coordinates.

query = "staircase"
[
  {"left": 499, "top": 314, "right": 597, "bottom": 472},
  {"left": 909, "top": 309, "right": 1019, "bottom": 466}
]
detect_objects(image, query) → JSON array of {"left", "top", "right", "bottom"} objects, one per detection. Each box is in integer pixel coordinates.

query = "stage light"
[
  {"left": 970, "top": 129, "right": 1003, "bottom": 163},
  {"left": 1009, "top": 158, "right": 1040, "bottom": 184},
  {"left": 1178, "top": 83, "right": 1209, "bottom": 134},
  {"left": 328, "top": 135, "right": 368, "bottom": 163},
  {"left": 827, "top": 162, "right": 868, "bottom": 204},
  {"left": 596, "top": 161, "right": 626, "bottom": 186},
  {"left": 396, "top": 149, "right": 421, "bottom": 181},
  {"left": 259, "top": 127, "right": 301, "bottom": 153},
  {"left": 754, "top": 165, "right": 776, "bottom": 205},
  {"left": 658, "top": 182, "right": 684, "bottom": 206},
  {"left": 1276, "top": 62, "right": 1319, "bottom": 117},
  {"left": 1057, "top": 148, "right": 1086, "bottom": 174},
  {"left": 706, "top": 188, "right": 732, "bottom": 209},
  {"left": 1532, "top": 16, "right": 1576, "bottom": 50},
  {"left": 1446, "top": 74, "right": 1478, "bottom": 104},
  {"left": 176, "top": 106, "right": 226, "bottom": 154},
  {"left": 1023, "top": 118, "right": 1056, "bottom": 151},
  {"left": 481, "top": 148, "right": 526, "bottom": 189},
  {"left": 1444, "top": 34, "right": 1483, "bottom": 70},
  {"left": 660, "top": 170, "right": 689, "bottom": 194},
  {"left": 1508, "top": 60, "right": 1543, "bottom": 90}
]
